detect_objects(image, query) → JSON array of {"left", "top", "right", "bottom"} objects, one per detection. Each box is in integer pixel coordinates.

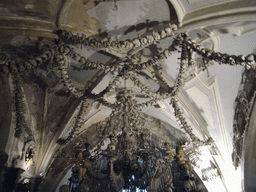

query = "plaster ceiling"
[{"left": 0, "top": 0, "right": 256, "bottom": 191}]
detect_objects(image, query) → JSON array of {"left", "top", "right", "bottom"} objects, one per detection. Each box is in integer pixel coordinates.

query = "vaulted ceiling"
[{"left": 0, "top": 0, "right": 256, "bottom": 192}]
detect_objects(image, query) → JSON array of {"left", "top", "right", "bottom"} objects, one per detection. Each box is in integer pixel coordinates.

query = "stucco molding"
[
  {"left": 168, "top": 0, "right": 186, "bottom": 25},
  {"left": 181, "top": 4, "right": 256, "bottom": 29},
  {"left": 0, "top": 16, "right": 56, "bottom": 38},
  {"left": 197, "top": 75, "right": 232, "bottom": 157}
]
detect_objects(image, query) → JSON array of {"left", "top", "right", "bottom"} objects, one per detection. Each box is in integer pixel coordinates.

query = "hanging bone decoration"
[
  {"left": 13, "top": 73, "right": 26, "bottom": 138},
  {"left": 0, "top": 21, "right": 255, "bottom": 192},
  {"left": 0, "top": 23, "right": 255, "bottom": 143}
]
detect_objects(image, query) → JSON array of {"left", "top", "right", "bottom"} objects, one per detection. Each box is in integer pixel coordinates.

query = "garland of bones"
[{"left": 1, "top": 23, "right": 255, "bottom": 152}]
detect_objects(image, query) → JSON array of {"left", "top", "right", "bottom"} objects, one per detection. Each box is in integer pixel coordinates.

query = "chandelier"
[
  {"left": 68, "top": 87, "right": 204, "bottom": 192},
  {"left": 63, "top": 65, "right": 213, "bottom": 191}
]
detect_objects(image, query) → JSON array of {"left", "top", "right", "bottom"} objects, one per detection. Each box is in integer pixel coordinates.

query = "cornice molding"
[
  {"left": 0, "top": 16, "right": 56, "bottom": 38},
  {"left": 175, "top": 1, "right": 256, "bottom": 32}
]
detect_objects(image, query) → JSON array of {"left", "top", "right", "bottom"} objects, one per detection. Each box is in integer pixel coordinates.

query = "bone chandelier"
[{"left": 1, "top": 22, "right": 255, "bottom": 192}]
